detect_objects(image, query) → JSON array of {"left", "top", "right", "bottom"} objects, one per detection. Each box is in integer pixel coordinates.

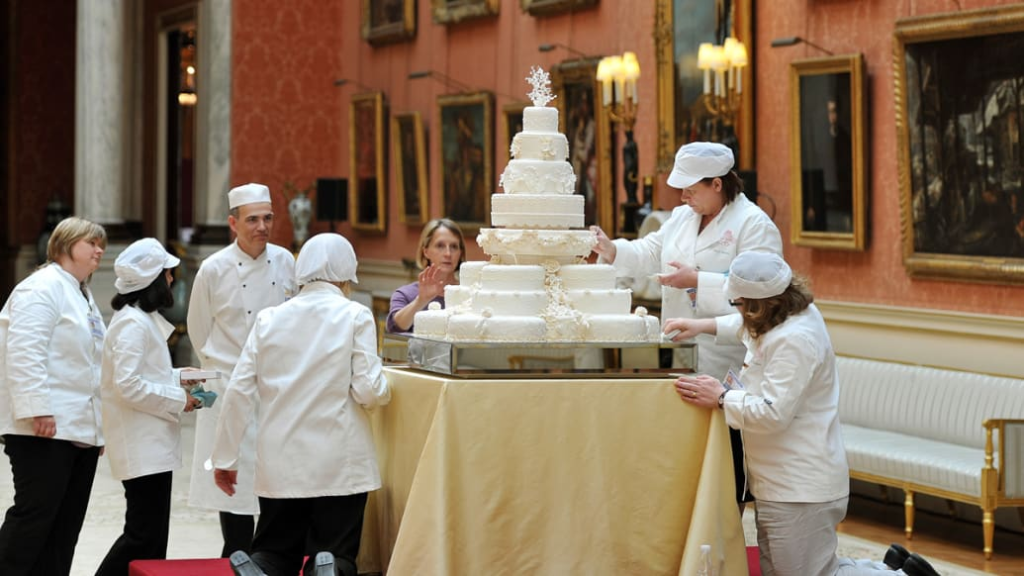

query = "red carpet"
[
  {"left": 129, "top": 551, "right": 762, "bottom": 575},
  {"left": 747, "top": 545, "right": 761, "bottom": 576}
]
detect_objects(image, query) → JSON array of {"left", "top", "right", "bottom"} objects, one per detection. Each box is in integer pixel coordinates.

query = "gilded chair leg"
[
  {"left": 983, "top": 509, "right": 994, "bottom": 560},
  {"left": 904, "top": 490, "right": 915, "bottom": 540}
]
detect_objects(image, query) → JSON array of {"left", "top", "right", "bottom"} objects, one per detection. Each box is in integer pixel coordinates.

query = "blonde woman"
[
  {"left": 386, "top": 218, "right": 465, "bottom": 333},
  {"left": 0, "top": 217, "right": 107, "bottom": 575}
]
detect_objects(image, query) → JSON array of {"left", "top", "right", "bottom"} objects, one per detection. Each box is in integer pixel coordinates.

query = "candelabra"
[
  {"left": 697, "top": 37, "right": 747, "bottom": 126},
  {"left": 596, "top": 51, "right": 641, "bottom": 235}
]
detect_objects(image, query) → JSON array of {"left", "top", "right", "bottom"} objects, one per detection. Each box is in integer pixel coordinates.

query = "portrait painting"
[
  {"left": 655, "top": 0, "right": 753, "bottom": 171},
  {"left": 391, "top": 111, "right": 429, "bottom": 225},
  {"left": 790, "top": 54, "right": 867, "bottom": 250},
  {"left": 438, "top": 91, "right": 493, "bottom": 229},
  {"left": 361, "top": 0, "right": 415, "bottom": 45},
  {"left": 895, "top": 5, "right": 1024, "bottom": 283},
  {"left": 551, "top": 59, "right": 614, "bottom": 234},
  {"left": 431, "top": 0, "right": 499, "bottom": 25},
  {"left": 350, "top": 92, "right": 387, "bottom": 233}
]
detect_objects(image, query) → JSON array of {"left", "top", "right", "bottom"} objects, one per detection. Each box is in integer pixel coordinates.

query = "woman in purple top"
[{"left": 386, "top": 219, "right": 465, "bottom": 333}]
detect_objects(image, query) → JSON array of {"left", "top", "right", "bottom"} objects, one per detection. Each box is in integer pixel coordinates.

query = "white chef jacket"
[
  {"left": 609, "top": 194, "right": 782, "bottom": 378},
  {"left": 187, "top": 242, "right": 295, "bottom": 513},
  {"left": 716, "top": 304, "right": 850, "bottom": 503},
  {"left": 101, "top": 305, "right": 188, "bottom": 481},
  {"left": 211, "top": 282, "right": 390, "bottom": 498},
  {"left": 0, "top": 263, "right": 105, "bottom": 445}
]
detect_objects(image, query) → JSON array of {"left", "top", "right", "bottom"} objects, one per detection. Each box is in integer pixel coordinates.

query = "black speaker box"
[{"left": 316, "top": 178, "right": 348, "bottom": 222}]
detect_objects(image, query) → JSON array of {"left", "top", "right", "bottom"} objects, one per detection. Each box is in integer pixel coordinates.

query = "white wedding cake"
[{"left": 414, "top": 67, "right": 659, "bottom": 343}]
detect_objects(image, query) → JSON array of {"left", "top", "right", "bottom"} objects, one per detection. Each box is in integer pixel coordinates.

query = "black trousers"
[
  {"left": 730, "top": 427, "right": 756, "bottom": 504},
  {"left": 0, "top": 434, "right": 100, "bottom": 576},
  {"left": 249, "top": 493, "right": 368, "bottom": 576},
  {"left": 220, "top": 511, "right": 255, "bottom": 558},
  {"left": 94, "top": 470, "right": 173, "bottom": 576}
]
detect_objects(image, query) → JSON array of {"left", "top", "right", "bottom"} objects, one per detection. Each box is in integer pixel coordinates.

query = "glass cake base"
[{"left": 382, "top": 334, "right": 696, "bottom": 379}]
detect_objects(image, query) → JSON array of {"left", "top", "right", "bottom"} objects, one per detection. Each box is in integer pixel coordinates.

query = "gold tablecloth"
[{"left": 356, "top": 367, "right": 746, "bottom": 575}]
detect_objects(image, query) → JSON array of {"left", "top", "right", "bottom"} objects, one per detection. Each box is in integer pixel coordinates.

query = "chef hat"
[
  {"left": 666, "top": 142, "right": 734, "bottom": 189},
  {"left": 114, "top": 238, "right": 180, "bottom": 295},
  {"left": 295, "top": 233, "right": 359, "bottom": 286},
  {"left": 228, "top": 183, "right": 272, "bottom": 209},
  {"left": 724, "top": 251, "right": 792, "bottom": 301}
]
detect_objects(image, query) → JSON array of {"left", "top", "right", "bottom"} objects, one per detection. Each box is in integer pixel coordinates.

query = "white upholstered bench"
[{"left": 836, "top": 356, "right": 1024, "bottom": 558}]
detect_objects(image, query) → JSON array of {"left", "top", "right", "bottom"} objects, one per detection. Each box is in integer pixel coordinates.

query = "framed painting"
[
  {"left": 349, "top": 92, "right": 387, "bottom": 233},
  {"left": 361, "top": 0, "right": 415, "bottom": 45},
  {"left": 551, "top": 58, "right": 614, "bottom": 234},
  {"left": 654, "top": 0, "right": 753, "bottom": 172},
  {"left": 438, "top": 91, "right": 493, "bottom": 229},
  {"left": 521, "top": 0, "right": 598, "bottom": 17},
  {"left": 391, "top": 111, "right": 429, "bottom": 225},
  {"left": 895, "top": 5, "right": 1024, "bottom": 283},
  {"left": 501, "top": 101, "right": 527, "bottom": 165},
  {"left": 790, "top": 54, "right": 868, "bottom": 251},
  {"left": 431, "top": 0, "right": 498, "bottom": 25}
]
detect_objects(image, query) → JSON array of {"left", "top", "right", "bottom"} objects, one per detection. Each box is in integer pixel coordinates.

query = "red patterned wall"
[
  {"left": 231, "top": 0, "right": 346, "bottom": 250},
  {"left": 12, "top": 0, "right": 76, "bottom": 246}
]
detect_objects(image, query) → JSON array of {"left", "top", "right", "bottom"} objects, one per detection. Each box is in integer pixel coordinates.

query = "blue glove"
[{"left": 190, "top": 385, "right": 218, "bottom": 409}]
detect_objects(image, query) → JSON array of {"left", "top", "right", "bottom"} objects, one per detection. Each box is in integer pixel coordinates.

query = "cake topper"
[{"left": 526, "top": 65, "right": 556, "bottom": 107}]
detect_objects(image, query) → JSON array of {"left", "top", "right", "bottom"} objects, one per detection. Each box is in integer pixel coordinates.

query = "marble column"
[
  {"left": 194, "top": 0, "right": 232, "bottom": 237},
  {"left": 74, "top": 0, "right": 124, "bottom": 224}
]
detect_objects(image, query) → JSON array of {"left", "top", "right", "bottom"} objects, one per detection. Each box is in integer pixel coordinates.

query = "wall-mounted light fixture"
[
  {"left": 333, "top": 78, "right": 375, "bottom": 91},
  {"left": 408, "top": 70, "right": 473, "bottom": 93},
  {"left": 177, "top": 29, "right": 197, "bottom": 106},
  {"left": 596, "top": 51, "right": 642, "bottom": 213},
  {"left": 769, "top": 36, "right": 834, "bottom": 55},
  {"left": 538, "top": 42, "right": 590, "bottom": 59}
]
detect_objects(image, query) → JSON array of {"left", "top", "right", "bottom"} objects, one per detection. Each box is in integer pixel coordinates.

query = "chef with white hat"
[{"left": 186, "top": 183, "right": 296, "bottom": 556}]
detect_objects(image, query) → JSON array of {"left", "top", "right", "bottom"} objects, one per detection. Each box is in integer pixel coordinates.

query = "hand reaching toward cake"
[
  {"left": 418, "top": 264, "right": 448, "bottom": 301},
  {"left": 590, "top": 225, "right": 617, "bottom": 262}
]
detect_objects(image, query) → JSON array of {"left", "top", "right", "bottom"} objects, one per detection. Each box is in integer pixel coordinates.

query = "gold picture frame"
[
  {"left": 438, "top": 91, "right": 493, "bottom": 230},
  {"left": 501, "top": 101, "right": 527, "bottom": 166},
  {"left": 551, "top": 58, "right": 614, "bottom": 235},
  {"left": 521, "top": 0, "right": 598, "bottom": 17},
  {"left": 350, "top": 92, "right": 388, "bottom": 233},
  {"left": 895, "top": 5, "right": 1024, "bottom": 283},
  {"left": 361, "top": 0, "right": 416, "bottom": 45},
  {"left": 654, "top": 0, "right": 753, "bottom": 172},
  {"left": 790, "top": 54, "right": 868, "bottom": 251},
  {"left": 392, "top": 111, "right": 429, "bottom": 225},
  {"left": 431, "top": 0, "right": 498, "bottom": 25}
]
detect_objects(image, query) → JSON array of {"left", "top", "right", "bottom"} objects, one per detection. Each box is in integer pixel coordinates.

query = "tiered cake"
[{"left": 414, "top": 67, "right": 659, "bottom": 343}]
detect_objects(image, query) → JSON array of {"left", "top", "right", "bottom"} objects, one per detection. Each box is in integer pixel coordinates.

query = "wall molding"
[{"left": 818, "top": 300, "right": 1024, "bottom": 378}]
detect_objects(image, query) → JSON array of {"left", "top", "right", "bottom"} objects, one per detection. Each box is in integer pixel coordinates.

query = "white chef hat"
[
  {"left": 724, "top": 251, "right": 792, "bottom": 301},
  {"left": 114, "top": 238, "right": 180, "bottom": 295},
  {"left": 228, "top": 183, "right": 272, "bottom": 209},
  {"left": 295, "top": 233, "right": 359, "bottom": 286},
  {"left": 666, "top": 142, "right": 734, "bottom": 189}
]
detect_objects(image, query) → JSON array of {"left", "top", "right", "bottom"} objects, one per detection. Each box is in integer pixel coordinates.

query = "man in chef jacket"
[{"left": 186, "top": 183, "right": 296, "bottom": 556}]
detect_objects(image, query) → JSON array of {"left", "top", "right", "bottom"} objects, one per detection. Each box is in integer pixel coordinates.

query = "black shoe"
[
  {"left": 307, "top": 551, "right": 335, "bottom": 576},
  {"left": 229, "top": 550, "right": 267, "bottom": 576},
  {"left": 883, "top": 543, "right": 911, "bottom": 569},
  {"left": 902, "top": 552, "right": 941, "bottom": 576}
]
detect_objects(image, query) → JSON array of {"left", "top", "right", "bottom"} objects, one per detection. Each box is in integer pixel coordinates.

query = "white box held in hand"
[{"left": 181, "top": 370, "right": 221, "bottom": 381}]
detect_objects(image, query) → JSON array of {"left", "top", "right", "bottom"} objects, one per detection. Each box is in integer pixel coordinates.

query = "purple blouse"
[{"left": 385, "top": 282, "right": 444, "bottom": 333}]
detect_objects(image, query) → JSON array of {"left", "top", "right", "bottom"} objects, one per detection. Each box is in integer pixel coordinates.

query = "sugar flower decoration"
[{"left": 526, "top": 65, "right": 556, "bottom": 107}]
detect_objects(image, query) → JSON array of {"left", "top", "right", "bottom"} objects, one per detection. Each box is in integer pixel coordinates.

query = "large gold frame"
[
  {"left": 500, "top": 101, "right": 527, "bottom": 166},
  {"left": 431, "top": 0, "right": 499, "bottom": 25},
  {"left": 654, "top": 0, "right": 753, "bottom": 172},
  {"left": 895, "top": 5, "right": 1024, "bottom": 283},
  {"left": 350, "top": 91, "right": 388, "bottom": 234},
  {"left": 361, "top": 0, "right": 416, "bottom": 45},
  {"left": 391, "top": 111, "right": 429, "bottom": 225},
  {"left": 789, "top": 54, "right": 868, "bottom": 251},
  {"left": 550, "top": 58, "right": 614, "bottom": 235},
  {"left": 437, "top": 91, "right": 494, "bottom": 230}
]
